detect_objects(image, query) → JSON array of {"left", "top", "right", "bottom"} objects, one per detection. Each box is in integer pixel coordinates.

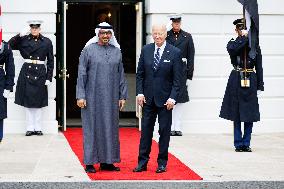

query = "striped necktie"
[{"left": 153, "top": 47, "right": 160, "bottom": 70}]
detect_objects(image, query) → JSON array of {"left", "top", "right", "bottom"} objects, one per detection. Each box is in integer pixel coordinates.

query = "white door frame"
[
  {"left": 135, "top": 2, "right": 143, "bottom": 130},
  {"left": 62, "top": 1, "right": 68, "bottom": 131}
]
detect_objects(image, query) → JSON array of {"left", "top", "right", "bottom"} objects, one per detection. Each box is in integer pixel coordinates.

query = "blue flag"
[{"left": 237, "top": 0, "right": 260, "bottom": 59}]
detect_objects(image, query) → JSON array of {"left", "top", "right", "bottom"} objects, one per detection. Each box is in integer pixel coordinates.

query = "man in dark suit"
[
  {"left": 166, "top": 14, "right": 195, "bottom": 136},
  {"left": 134, "top": 24, "right": 182, "bottom": 173}
]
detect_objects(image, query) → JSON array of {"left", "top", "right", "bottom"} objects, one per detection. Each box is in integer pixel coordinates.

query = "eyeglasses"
[
  {"left": 152, "top": 32, "right": 165, "bottom": 36},
  {"left": 99, "top": 31, "right": 112, "bottom": 35}
]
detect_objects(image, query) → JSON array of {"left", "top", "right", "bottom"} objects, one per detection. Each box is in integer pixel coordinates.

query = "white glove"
[
  {"left": 20, "top": 27, "right": 30, "bottom": 37},
  {"left": 45, "top": 80, "right": 51, "bottom": 86},
  {"left": 186, "top": 79, "right": 191, "bottom": 86},
  {"left": 241, "top": 29, "right": 248, "bottom": 37},
  {"left": 3, "top": 89, "right": 10, "bottom": 98},
  {"left": 257, "top": 90, "right": 261, "bottom": 97}
]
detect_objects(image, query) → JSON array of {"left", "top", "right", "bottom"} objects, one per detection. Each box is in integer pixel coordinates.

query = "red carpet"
[{"left": 63, "top": 128, "right": 202, "bottom": 180}]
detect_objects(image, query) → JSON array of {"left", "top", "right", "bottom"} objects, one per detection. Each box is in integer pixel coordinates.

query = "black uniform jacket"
[
  {"left": 8, "top": 33, "right": 54, "bottom": 108},
  {"left": 0, "top": 41, "right": 15, "bottom": 119},
  {"left": 220, "top": 36, "right": 264, "bottom": 123},
  {"left": 166, "top": 29, "right": 195, "bottom": 103}
]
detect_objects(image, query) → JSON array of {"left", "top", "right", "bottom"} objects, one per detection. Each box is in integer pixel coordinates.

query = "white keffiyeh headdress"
[{"left": 85, "top": 22, "right": 120, "bottom": 49}]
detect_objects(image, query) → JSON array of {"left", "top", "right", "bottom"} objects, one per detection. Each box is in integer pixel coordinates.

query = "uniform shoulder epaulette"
[
  {"left": 182, "top": 31, "right": 191, "bottom": 38},
  {"left": 167, "top": 31, "right": 171, "bottom": 37}
]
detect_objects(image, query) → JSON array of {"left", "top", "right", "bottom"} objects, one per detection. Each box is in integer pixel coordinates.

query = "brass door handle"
[{"left": 59, "top": 69, "right": 69, "bottom": 80}]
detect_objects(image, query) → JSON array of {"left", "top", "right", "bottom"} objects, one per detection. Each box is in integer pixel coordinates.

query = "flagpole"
[
  {"left": 0, "top": 4, "right": 2, "bottom": 46},
  {"left": 243, "top": 5, "right": 248, "bottom": 87}
]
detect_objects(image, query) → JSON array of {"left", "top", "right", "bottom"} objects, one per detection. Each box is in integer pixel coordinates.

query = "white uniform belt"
[{"left": 24, "top": 59, "right": 45, "bottom": 64}]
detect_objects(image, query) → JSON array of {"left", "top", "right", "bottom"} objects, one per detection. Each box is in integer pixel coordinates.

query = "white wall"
[
  {"left": 1, "top": 0, "right": 58, "bottom": 134},
  {"left": 146, "top": 0, "right": 284, "bottom": 133},
  {"left": 1, "top": 0, "right": 284, "bottom": 134}
]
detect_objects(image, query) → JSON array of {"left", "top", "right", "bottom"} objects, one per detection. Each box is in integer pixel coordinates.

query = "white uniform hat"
[
  {"left": 27, "top": 20, "right": 43, "bottom": 27},
  {"left": 168, "top": 13, "right": 183, "bottom": 21}
]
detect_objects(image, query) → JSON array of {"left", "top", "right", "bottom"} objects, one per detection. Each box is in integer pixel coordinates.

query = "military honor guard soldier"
[
  {"left": 0, "top": 40, "right": 15, "bottom": 143},
  {"left": 219, "top": 18, "right": 264, "bottom": 152},
  {"left": 8, "top": 20, "right": 54, "bottom": 136},
  {"left": 166, "top": 14, "right": 195, "bottom": 136}
]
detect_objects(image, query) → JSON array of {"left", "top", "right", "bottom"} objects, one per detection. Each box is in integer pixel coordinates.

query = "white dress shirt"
[{"left": 154, "top": 41, "right": 166, "bottom": 60}]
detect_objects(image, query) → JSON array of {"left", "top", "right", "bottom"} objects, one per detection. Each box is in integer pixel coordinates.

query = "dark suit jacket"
[{"left": 136, "top": 42, "right": 182, "bottom": 107}]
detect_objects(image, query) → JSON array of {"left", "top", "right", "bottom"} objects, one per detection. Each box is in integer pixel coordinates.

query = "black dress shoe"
[
  {"left": 25, "top": 131, "right": 34, "bottom": 136},
  {"left": 34, "top": 131, "right": 43, "bottom": 136},
  {"left": 133, "top": 165, "right": 147, "bottom": 172},
  {"left": 85, "top": 165, "right": 96, "bottom": 173},
  {"left": 156, "top": 166, "right": 167, "bottom": 173},
  {"left": 100, "top": 163, "right": 120, "bottom": 171},
  {"left": 235, "top": 147, "right": 243, "bottom": 152},
  {"left": 170, "top": 131, "right": 176, "bottom": 136},
  {"left": 242, "top": 146, "right": 252, "bottom": 152},
  {"left": 175, "top": 131, "right": 183, "bottom": 136}
]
